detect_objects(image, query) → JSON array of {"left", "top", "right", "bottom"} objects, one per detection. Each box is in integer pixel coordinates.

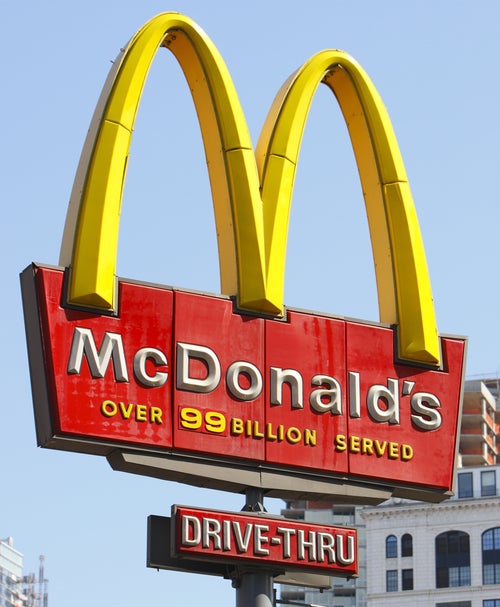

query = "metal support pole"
[
  {"left": 236, "top": 572, "right": 274, "bottom": 607},
  {"left": 235, "top": 489, "right": 274, "bottom": 607}
]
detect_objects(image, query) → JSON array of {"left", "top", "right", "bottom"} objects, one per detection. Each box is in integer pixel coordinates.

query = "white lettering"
[
  {"left": 310, "top": 375, "right": 342, "bottom": 414},
  {"left": 233, "top": 521, "right": 253, "bottom": 553},
  {"left": 181, "top": 515, "right": 201, "bottom": 547},
  {"left": 133, "top": 347, "right": 168, "bottom": 387},
  {"left": 226, "top": 361, "right": 263, "bottom": 401},
  {"left": 202, "top": 517, "right": 221, "bottom": 550},
  {"left": 411, "top": 392, "right": 442, "bottom": 430},
  {"left": 67, "top": 328, "right": 128, "bottom": 381},
  {"left": 223, "top": 519, "right": 231, "bottom": 551},
  {"left": 367, "top": 378, "right": 400, "bottom": 424},
  {"left": 270, "top": 367, "right": 303, "bottom": 409},
  {"left": 317, "top": 532, "right": 336, "bottom": 563},
  {"left": 68, "top": 331, "right": 444, "bottom": 433},
  {"left": 276, "top": 527, "right": 296, "bottom": 558},
  {"left": 348, "top": 371, "right": 361, "bottom": 418},
  {"left": 336, "top": 534, "right": 355, "bottom": 565},
  {"left": 254, "top": 524, "right": 270, "bottom": 556},
  {"left": 297, "top": 530, "right": 317, "bottom": 561},
  {"left": 176, "top": 342, "right": 221, "bottom": 393}
]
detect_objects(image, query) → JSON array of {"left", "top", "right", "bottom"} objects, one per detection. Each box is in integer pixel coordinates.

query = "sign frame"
[{"left": 21, "top": 263, "right": 466, "bottom": 504}]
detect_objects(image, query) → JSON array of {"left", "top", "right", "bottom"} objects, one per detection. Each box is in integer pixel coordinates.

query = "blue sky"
[{"left": 2, "top": 1, "right": 500, "bottom": 606}]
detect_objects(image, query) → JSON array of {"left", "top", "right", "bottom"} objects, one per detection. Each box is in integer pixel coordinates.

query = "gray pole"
[
  {"left": 235, "top": 488, "right": 274, "bottom": 607},
  {"left": 236, "top": 572, "right": 273, "bottom": 607}
]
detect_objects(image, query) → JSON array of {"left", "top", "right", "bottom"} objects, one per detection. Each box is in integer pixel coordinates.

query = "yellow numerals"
[{"left": 179, "top": 407, "right": 227, "bottom": 434}]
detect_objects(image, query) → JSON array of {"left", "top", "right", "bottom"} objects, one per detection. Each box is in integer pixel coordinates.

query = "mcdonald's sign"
[{"left": 21, "top": 13, "right": 466, "bottom": 503}]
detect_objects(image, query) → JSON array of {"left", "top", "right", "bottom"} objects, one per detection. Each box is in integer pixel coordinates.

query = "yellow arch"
[
  {"left": 59, "top": 12, "right": 440, "bottom": 365},
  {"left": 60, "top": 13, "right": 269, "bottom": 313},
  {"left": 257, "top": 51, "right": 439, "bottom": 364}
]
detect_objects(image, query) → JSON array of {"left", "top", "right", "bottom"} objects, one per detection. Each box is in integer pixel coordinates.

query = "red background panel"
[
  {"left": 345, "top": 322, "right": 466, "bottom": 489},
  {"left": 26, "top": 266, "right": 466, "bottom": 497},
  {"left": 172, "top": 291, "right": 265, "bottom": 461},
  {"left": 36, "top": 267, "right": 174, "bottom": 448},
  {"left": 264, "top": 311, "right": 349, "bottom": 474}
]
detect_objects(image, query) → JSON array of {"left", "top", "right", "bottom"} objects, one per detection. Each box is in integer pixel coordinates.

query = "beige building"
[
  {"left": 460, "top": 380, "right": 499, "bottom": 466},
  {"left": 363, "top": 464, "right": 500, "bottom": 607}
]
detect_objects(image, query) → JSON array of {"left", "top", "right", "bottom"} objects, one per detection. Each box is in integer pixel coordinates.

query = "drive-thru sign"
[
  {"left": 168, "top": 505, "right": 357, "bottom": 577},
  {"left": 21, "top": 13, "right": 466, "bottom": 504}
]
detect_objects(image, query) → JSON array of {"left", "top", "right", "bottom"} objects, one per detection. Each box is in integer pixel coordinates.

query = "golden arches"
[{"left": 59, "top": 12, "right": 439, "bottom": 365}]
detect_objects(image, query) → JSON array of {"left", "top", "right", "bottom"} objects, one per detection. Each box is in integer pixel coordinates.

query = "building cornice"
[{"left": 360, "top": 496, "right": 500, "bottom": 519}]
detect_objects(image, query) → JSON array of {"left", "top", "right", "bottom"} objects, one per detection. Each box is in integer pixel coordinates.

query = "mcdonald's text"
[{"left": 68, "top": 328, "right": 443, "bottom": 431}]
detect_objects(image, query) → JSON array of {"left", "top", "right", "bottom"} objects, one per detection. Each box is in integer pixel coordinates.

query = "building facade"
[
  {"left": 0, "top": 538, "right": 25, "bottom": 607},
  {"left": 0, "top": 540, "right": 47, "bottom": 607},
  {"left": 363, "top": 464, "right": 500, "bottom": 607},
  {"left": 460, "top": 380, "right": 499, "bottom": 466}
]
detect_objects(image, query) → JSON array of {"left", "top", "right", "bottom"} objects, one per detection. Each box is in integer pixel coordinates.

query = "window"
[
  {"left": 481, "top": 470, "right": 497, "bottom": 497},
  {"left": 483, "top": 528, "right": 500, "bottom": 584},
  {"left": 402, "top": 568, "right": 413, "bottom": 590},
  {"left": 386, "top": 535, "right": 397, "bottom": 558},
  {"left": 483, "top": 601, "right": 500, "bottom": 607},
  {"left": 386, "top": 569, "right": 398, "bottom": 592},
  {"left": 435, "top": 531, "right": 471, "bottom": 588},
  {"left": 457, "top": 472, "right": 473, "bottom": 498},
  {"left": 401, "top": 533, "right": 413, "bottom": 557},
  {"left": 436, "top": 602, "right": 471, "bottom": 607}
]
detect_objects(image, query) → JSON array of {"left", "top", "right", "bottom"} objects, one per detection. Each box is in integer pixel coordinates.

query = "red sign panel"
[
  {"left": 21, "top": 264, "right": 466, "bottom": 500},
  {"left": 172, "top": 291, "right": 265, "bottom": 461},
  {"left": 172, "top": 505, "right": 357, "bottom": 577}
]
